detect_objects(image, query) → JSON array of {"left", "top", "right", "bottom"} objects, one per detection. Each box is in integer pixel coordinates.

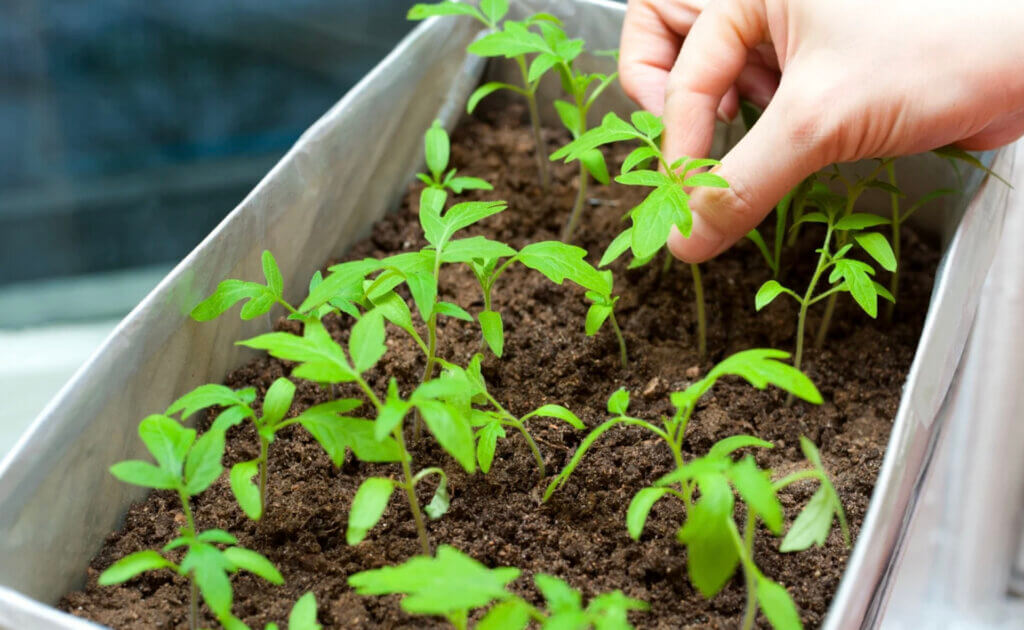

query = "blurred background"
[{"left": 0, "top": 0, "right": 423, "bottom": 457}]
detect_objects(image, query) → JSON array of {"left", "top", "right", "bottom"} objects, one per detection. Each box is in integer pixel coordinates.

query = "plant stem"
[
  {"left": 561, "top": 162, "right": 589, "bottom": 240},
  {"left": 258, "top": 436, "right": 269, "bottom": 513},
  {"left": 515, "top": 54, "right": 550, "bottom": 192},
  {"left": 512, "top": 421, "right": 546, "bottom": 479},
  {"left": 394, "top": 426, "right": 430, "bottom": 556},
  {"left": 690, "top": 263, "right": 707, "bottom": 359},
  {"left": 886, "top": 162, "right": 900, "bottom": 322},
  {"left": 740, "top": 510, "right": 757, "bottom": 630},
  {"left": 178, "top": 490, "right": 196, "bottom": 536},
  {"left": 795, "top": 225, "right": 833, "bottom": 374},
  {"left": 609, "top": 311, "right": 627, "bottom": 369},
  {"left": 189, "top": 582, "right": 198, "bottom": 630}
]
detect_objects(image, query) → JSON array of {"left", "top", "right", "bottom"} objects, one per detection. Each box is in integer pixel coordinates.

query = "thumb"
[{"left": 668, "top": 92, "right": 828, "bottom": 262}]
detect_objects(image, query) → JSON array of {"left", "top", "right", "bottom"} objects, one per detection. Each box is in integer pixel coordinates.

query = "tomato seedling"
[
  {"left": 348, "top": 545, "right": 648, "bottom": 630},
  {"left": 552, "top": 111, "right": 729, "bottom": 358}
]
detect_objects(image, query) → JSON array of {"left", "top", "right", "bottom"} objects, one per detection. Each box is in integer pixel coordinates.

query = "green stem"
[
  {"left": 795, "top": 225, "right": 833, "bottom": 374},
  {"left": 395, "top": 426, "right": 430, "bottom": 556},
  {"left": 178, "top": 490, "right": 196, "bottom": 536},
  {"left": 561, "top": 162, "right": 589, "bottom": 240},
  {"left": 258, "top": 436, "right": 269, "bottom": 513},
  {"left": 690, "top": 263, "right": 707, "bottom": 358},
  {"left": 515, "top": 55, "right": 550, "bottom": 192},
  {"left": 609, "top": 311, "right": 628, "bottom": 369},
  {"left": 512, "top": 421, "right": 546, "bottom": 479},
  {"left": 189, "top": 582, "right": 198, "bottom": 630},
  {"left": 740, "top": 509, "right": 758, "bottom": 630}
]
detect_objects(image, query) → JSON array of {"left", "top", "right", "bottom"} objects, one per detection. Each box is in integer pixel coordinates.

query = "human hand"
[{"left": 619, "top": 0, "right": 1024, "bottom": 262}]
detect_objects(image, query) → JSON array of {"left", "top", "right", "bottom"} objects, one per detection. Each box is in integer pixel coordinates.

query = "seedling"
[
  {"left": 192, "top": 250, "right": 298, "bottom": 321},
  {"left": 166, "top": 380, "right": 400, "bottom": 522},
  {"left": 418, "top": 120, "right": 494, "bottom": 196},
  {"left": 754, "top": 189, "right": 897, "bottom": 373},
  {"left": 104, "top": 414, "right": 283, "bottom": 629},
  {"left": 552, "top": 111, "right": 729, "bottom": 358},
  {"left": 262, "top": 592, "right": 321, "bottom": 630},
  {"left": 408, "top": 0, "right": 557, "bottom": 190},
  {"left": 237, "top": 315, "right": 478, "bottom": 555},
  {"left": 348, "top": 545, "right": 648, "bottom": 630}
]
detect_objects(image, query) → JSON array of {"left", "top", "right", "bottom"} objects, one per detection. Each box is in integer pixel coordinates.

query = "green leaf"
[
  {"left": 678, "top": 157, "right": 722, "bottom": 175},
  {"left": 350, "top": 309, "right": 387, "bottom": 373},
  {"left": 553, "top": 100, "right": 581, "bottom": 137},
  {"left": 708, "top": 435, "right": 773, "bottom": 459},
  {"left": 424, "top": 120, "right": 449, "bottom": 178},
  {"left": 580, "top": 149, "right": 610, "bottom": 185},
  {"left": 757, "top": 578, "right": 803, "bottom": 630},
  {"left": 834, "top": 213, "right": 890, "bottom": 231},
  {"left": 468, "top": 23, "right": 549, "bottom": 58},
  {"left": 434, "top": 301, "right": 474, "bottom": 322},
  {"left": 371, "top": 291, "right": 419, "bottom": 341},
  {"left": 479, "top": 0, "right": 508, "bottom": 24},
  {"left": 874, "top": 281, "right": 896, "bottom": 303},
  {"left": 528, "top": 52, "right": 559, "bottom": 84},
  {"left": 854, "top": 232, "right": 897, "bottom": 272},
  {"left": 621, "top": 146, "right": 657, "bottom": 175},
  {"left": 184, "top": 428, "right": 226, "bottom": 496},
  {"left": 585, "top": 303, "right": 612, "bottom": 336},
  {"left": 607, "top": 388, "right": 630, "bottom": 416},
  {"left": 406, "top": 270, "right": 439, "bottom": 322},
  {"left": 614, "top": 169, "right": 671, "bottom": 188},
  {"left": 240, "top": 321, "right": 356, "bottom": 384},
  {"left": 262, "top": 250, "right": 284, "bottom": 296},
  {"left": 417, "top": 401, "right": 477, "bottom": 473},
  {"left": 181, "top": 544, "right": 234, "bottom": 621},
  {"left": 299, "top": 410, "right": 403, "bottom": 467},
  {"left": 550, "top": 112, "right": 640, "bottom": 162},
  {"left": 708, "top": 349, "right": 823, "bottom": 404},
  {"left": 407, "top": 1, "right": 483, "bottom": 22},
  {"left": 830, "top": 259, "right": 878, "bottom": 317},
  {"left": 139, "top": 414, "right": 194, "bottom": 476},
  {"left": 197, "top": 529, "right": 238, "bottom": 545},
  {"left": 600, "top": 229, "right": 633, "bottom": 267},
  {"left": 110, "top": 460, "right": 180, "bottom": 490},
  {"left": 424, "top": 477, "right": 451, "bottom": 520},
  {"left": 449, "top": 176, "right": 493, "bottom": 193},
  {"left": 376, "top": 379, "right": 411, "bottom": 441},
  {"left": 262, "top": 377, "right": 296, "bottom": 427},
  {"left": 630, "top": 184, "right": 691, "bottom": 259},
  {"left": 222, "top": 546, "right": 283, "bottom": 585},
  {"left": 191, "top": 279, "right": 266, "bottom": 321},
  {"left": 630, "top": 111, "right": 663, "bottom": 138},
  {"left": 728, "top": 456, "right": 783, "bottom": 534},
  {"left": 98, "top": 550, "right": 174, "bottom": 585},
  {"left": 288, "top": 592, "right": 321, "bottom": 630},
  {"left": 230, "top": 460, "right": 263, "bottom": 521},
  {"left": 521, "top": 404, "right": 584, "bottom": 429},
  {"left": 518, "top": 241, "right": 609, "bottom": 294},
  {"left": 347, "top": 477, "right": 395, "bottom": 545},
  {"left": 535, "top": 574, "right": 582, "bottom": 614},
  {"left": 348, "top": 546, "right": 519, "bottom": 617},
  {"left": 586, "top": 590, "right": 649, "bottom": 627},
  {"left": 298, "top": 258, "right": 379, "bottom": 314},
  {"left": 479, "top": 310, "right": 504, "bottom": 357},
  {"left": 792, "top": 211, "right": 828, "bottom": 226},
  {"left": 626, "top": 487, "right": 669, "bottom": 540},
  {"left": 167, "top": 384, "right": 254, "bottom": 421},
  {"left": 426, "top": 200, "right": 507, "bottom": 250},
  {"left": 467, "top": 82, "right": 519, "bottom": 113},
  {"left": 755, "top": 280, "right": 786, "bottom": 311},
  {"left": 780, "top": 486, "right": 833, "bottom": 552},
  {"left": 476, "top": 421, "right": 505, "bottom": 473},
  {"left": 478, "top": 599, "right": 531, "bottom": 630},
  {"left": 682, "top": 172, "right": 729, "bottom": 188},
  {"left": 678, "top": 474, "right": 737, "bottom": 598}
]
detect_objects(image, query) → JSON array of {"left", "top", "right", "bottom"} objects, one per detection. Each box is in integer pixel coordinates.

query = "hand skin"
[{"left": 619, "top": 0, "right": 1024, "bottom": 263}]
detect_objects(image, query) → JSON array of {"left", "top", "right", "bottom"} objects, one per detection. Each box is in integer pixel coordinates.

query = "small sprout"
[
  {"left": 349, "top": 545, "right": 648, "bottom": 630},
  {"left": 410, "top": 1, "right": 556, "bottom": 190},
  {"left": 418, "top": 120, "right": 493, "bottom": 195},
  {"left": 191, "top": 250, "right": 298, "bottom": 321},
  {"left": 754, "top": 189, "right": 897, "bottom": 373},
  {"left": 552, "top": 111, "right": 729, "bottom": 358},
  {"left": 264, "top": 592, "right": 322, "bottom": 630},
  {"left": 99, "top": 529, "right": 283, "bottom": 630}
]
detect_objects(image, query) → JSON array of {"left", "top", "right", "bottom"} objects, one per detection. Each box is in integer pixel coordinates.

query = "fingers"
[
  {"left": 620, "top": 0, "right": 693, "bottom": 113},
  {"left": 668, "top": 90, "right": 830, "bottom": 262},
  {"left": 955, "top": 107, "right": 1024, "bottom": 151},
  {"left": 662, "top": 0, "right": 770, "bottom": 166}
]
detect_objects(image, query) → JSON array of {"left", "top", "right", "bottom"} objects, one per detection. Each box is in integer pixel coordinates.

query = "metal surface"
[{"left": 0, "top": 1, "right": 1017, "bottom": 628}]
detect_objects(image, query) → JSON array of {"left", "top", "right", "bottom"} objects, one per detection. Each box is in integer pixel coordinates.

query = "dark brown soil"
[{"left": 60, "top": 102, "right": 940, "bottom": 629}]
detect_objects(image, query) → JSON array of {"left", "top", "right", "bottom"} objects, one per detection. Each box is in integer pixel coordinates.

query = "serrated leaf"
[
  {"left": 298, "top": 258, "right": 379, "bottom": 314},
  {"left": 550, "top": 112, "right": 641, "bottom": 162},
  {"left": 622, "top": 146, "right": 657, "bottom": 174},
  {"left": 230, "top": 460, "right": 262, "bottom": 520},
  {"left": 615, "top": 169, "right": 671, "bottom": 188},
  {"left": 831, "top": 259, "right": 878, "bottom": 317},
  {"left": 580, "top": 149, "right": 610, "bottom": 185},
  {"left": 167, "top": 384, "right": 254, "bottom": 422},
  {"left": 518, "top": 241, "right": 609, "bottom": 294},
  {"left": 139, "top": 414, "right": 194, "bottom": 476},
  {"left": 607, "top": 388, "right": 629, "bottom": 415},
  {"left": 630, "top": 185, "right": 691, "bottom": 259},
  {"left": 191, "top": 279, "right": 266, "bottom": 322},
  {"left": 376, "top": 379, "right": 411, "bottom": 441},
  {"left": 682, "top": 172, "right": 729, "bottom": 188},
  {"left": 626, "top": 487, "right": 669, "bottom": 540},
  {"left": 347, "top": 477, "right": 395, "bottom": 545},
  {"left": 299, "top": 410, "right": 403, "bottom": 467},
  {"left": 630, "top": 111, "right": 663, "bottom": 138},
  {"left": 780, "top": 485, "right": 833, "bottom": 552},
  {"left": 428, "top": 200, "right": 507, "bottom": 250},
  {"left": 708, "top": 349, "right": 822, "bottom": 404},
  {"left": 757, "top": 578, "right": 803, "bottom": 630},
  {"left": 98, "top": 550, "right": 173, "bottom": 585},
  {"left": 479, "top": 310, "right": 504, "bottom": 357},
  {"left": 834, "top": 213, "right": 890, "bottom": 231},
  {"left": 262, "top": 250, "right": 283, "bottom": 296},
  {"left": 479, "top": 0, "right": 508, "bottom": 25},
  {"left": 468, "top": 23, "right": 549, "bottom": 58},
  {"left": 728, "top": 456, "right": 783, "bottom": 534},
  {"left": 424, "top": 120, "right": 449, "bottom": 178},
  {"left": 240, "top": 321, "right": 356, "bottom": 384},
  {"left": 854, "top": 232, "right": 897, "bottom": 271}
]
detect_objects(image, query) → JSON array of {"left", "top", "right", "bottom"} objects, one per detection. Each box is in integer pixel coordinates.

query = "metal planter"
[{"left": 0, "top": 1, "right": 1019, "bottom": 628}]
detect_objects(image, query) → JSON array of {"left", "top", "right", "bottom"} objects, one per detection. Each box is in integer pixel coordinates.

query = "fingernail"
[
  {"left": 716, "top": 106, "right": 734, "bottom": 124},
  {"left": 667, "top": 214, "right": 727, "bottom": 263}
]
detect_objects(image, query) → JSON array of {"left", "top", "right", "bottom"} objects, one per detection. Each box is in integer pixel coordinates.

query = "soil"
[{"left": 60, "top": 101, "right": 940, "bottom": 629}]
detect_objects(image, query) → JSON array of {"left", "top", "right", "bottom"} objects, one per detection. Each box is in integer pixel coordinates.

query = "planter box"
[{"left": 0, "top": 1, "right": 1019, "bottom": 628}]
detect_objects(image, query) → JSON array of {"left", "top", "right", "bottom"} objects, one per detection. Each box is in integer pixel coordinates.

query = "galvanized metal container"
[{"left": 0, "top": 1, "right": 1019, "bottom": 628}]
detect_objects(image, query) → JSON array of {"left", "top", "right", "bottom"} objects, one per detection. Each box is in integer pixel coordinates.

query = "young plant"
[
  {"left": 552, "top": 111, "right": 729, "bottom": 358},
  {"left": 436, "top": 354, "right": 584, "bottom": 480},
  {"left": 103, "top": 415, "right": 283, "bottom": 629},
  {"left": 754, "top": 192, "right": 897, "bottom": 373},
  {"left": 418, "top": 119, "right": 494, "bottom": 196},
  {"left": 408, "top": 0, "right": 557, "bottom": 190},
  {"left": 191, "top": 250, "right": 298, "bottom": 321},
  {"left": 348, "top": 545, "right": 648, "bottom": 630},
  {"left": 237, "top": 314, "right": 477, "bottom": 555},
  {"left": 166, "top": 379, "right": 398, "bottom": 522}
]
